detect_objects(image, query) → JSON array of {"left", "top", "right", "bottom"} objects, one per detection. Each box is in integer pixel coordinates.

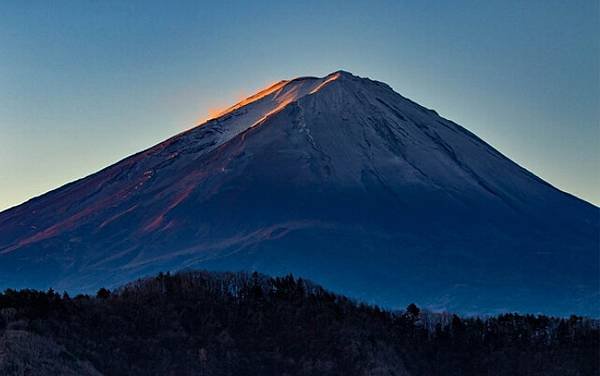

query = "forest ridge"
[{"left": 0, "top": 271, "right": 597, "bottom": 375}]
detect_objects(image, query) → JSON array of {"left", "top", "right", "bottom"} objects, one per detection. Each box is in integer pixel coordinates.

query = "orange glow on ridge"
[{"left": 199, "top": 80, "right": 288, "bottom": 124}]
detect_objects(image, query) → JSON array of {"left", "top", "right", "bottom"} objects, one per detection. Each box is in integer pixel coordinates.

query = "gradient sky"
[{"left": 1, "top": 0, "right": 598, "bottom": 210}]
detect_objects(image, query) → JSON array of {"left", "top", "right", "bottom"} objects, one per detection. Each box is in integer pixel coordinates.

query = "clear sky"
[{"left": 1, "top": 0, "right": 598, "bottom": 210}]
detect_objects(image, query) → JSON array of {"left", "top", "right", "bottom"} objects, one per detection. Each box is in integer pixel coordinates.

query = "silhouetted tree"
[{"left": 95, "top": 288, "right": 111, "bottom": 299}]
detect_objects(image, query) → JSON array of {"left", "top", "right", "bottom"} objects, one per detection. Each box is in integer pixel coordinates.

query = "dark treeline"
[{"left": 0, "top": 271, "right": 597, "bottom": 376}]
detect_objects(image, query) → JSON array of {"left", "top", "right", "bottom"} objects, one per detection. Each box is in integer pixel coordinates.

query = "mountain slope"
[{"left": 0, "top": 71, "right": 598, "bottom": 316}]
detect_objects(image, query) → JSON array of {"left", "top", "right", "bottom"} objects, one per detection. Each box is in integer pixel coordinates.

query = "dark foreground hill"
[{"left": 0, "top": 271, "right": 597, "bottom": 376}]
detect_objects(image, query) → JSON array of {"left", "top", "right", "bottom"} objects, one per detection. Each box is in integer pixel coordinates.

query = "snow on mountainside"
[{"left": 0, "top": 71, "right": 598, "bottom": 316}]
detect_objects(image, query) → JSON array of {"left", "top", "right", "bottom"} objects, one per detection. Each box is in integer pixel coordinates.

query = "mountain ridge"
[
  {"left": 3, "top": 70, "right": 593, "bottom": 210},
  {"left": 0, "top": 71, "right": 597, "bottom": 316}
]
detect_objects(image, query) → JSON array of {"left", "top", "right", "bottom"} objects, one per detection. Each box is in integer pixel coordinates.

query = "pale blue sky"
[{"left": 1, "top": 0, "right": 598, "bottom": 209}]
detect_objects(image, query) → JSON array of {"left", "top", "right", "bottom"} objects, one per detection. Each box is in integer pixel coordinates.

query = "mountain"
[
  {"left": 1, "top": 271, "right": 598, "bottom": 376},
  {"left": 0, "top": 71, "right": 597, "bottom": 316}
]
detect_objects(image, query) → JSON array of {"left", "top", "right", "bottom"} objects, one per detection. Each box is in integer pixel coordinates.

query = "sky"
[{"left": 0, "top": 0, "right": 598, "bottom": 209}]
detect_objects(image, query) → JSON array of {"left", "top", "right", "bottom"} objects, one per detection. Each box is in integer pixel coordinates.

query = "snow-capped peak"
[{"left": 0, "top": 70, "right": 597, "bottom": 317}]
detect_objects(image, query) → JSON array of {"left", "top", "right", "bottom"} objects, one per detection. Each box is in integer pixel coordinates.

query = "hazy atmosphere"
[{"left": 1, "top": 0, "right": 598, "bottom": 210}]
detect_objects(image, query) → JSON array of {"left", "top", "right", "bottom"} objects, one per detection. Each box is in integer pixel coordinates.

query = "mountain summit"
[{"left": 1, "top": 71, "right": 598, "bottom": 316}]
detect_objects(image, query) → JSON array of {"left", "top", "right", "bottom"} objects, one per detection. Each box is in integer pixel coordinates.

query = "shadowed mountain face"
[{"left": 0, "top": 71, "right": 597, "bottom": 316}]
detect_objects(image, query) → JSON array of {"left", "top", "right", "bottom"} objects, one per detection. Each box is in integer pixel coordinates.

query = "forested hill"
[{"left": 0, "top": 271, "right": 598, "bottom": 376}]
